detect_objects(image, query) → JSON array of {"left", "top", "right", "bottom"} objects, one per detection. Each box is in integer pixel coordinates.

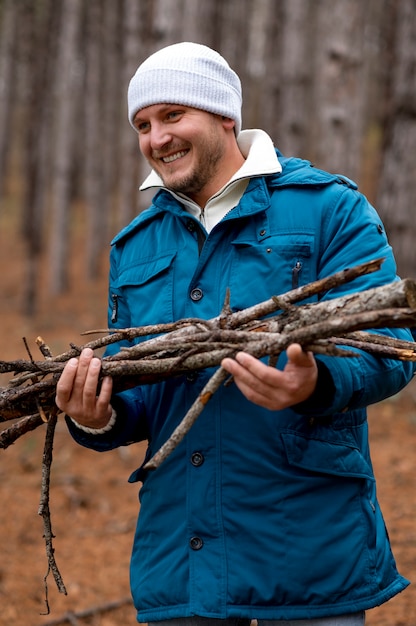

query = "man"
[{"left": 56, "top": 42, "right": 414, "bottom": 626}]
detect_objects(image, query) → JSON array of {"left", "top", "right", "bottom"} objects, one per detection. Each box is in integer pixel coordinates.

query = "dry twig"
[{"left": 39, "top": 409, "right": 68, "bottom": 615}]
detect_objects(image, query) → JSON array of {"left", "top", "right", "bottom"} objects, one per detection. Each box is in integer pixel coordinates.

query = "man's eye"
[
  {"left": 136, "top": 122, "right": 150, "bottom": 133},
  {"left": 166, "top": 111, "right": 181, "bottom": 120}
]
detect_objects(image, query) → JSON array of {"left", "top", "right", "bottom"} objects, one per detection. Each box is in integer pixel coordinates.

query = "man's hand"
[
  {"left": 221, "top": 343, "right": 318, "bottom": 411},
  {"left": 55, "top": 348, "right": 113, "bottom": 428}
]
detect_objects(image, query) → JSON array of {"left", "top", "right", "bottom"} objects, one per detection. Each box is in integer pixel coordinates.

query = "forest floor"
[{"left": 1, "top": 207, "right": 416, "bottom": 626}]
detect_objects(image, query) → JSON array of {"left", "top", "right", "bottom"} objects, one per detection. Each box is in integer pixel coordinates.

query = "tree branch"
[{"left": 38, "top": 409, "right": 67, "bottom": 615}]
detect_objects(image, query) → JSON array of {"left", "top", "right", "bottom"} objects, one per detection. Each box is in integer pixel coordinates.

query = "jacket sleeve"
[
  {"left": 65, "top": 387, "right": 148, "bottom": 451},
  {"left": 299, "top": 182, "right": 415, "bottom": 416},
  {"left": 66, "top": 242, "right": 150, "bottom": 452}
]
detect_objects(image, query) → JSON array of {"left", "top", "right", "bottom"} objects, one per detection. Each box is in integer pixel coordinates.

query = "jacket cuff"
[{"left": 292, "top": 359, "right": 336, "bottom": 415}]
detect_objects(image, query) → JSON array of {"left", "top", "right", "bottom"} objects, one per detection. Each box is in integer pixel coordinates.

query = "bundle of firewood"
[{"left": 2, "top": 258, "right": 416, "bottom": 459}]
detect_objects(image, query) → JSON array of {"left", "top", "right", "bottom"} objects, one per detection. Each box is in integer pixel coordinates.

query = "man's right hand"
[{"left": 55, "top": 348, "right": 113, "bottom": 428}]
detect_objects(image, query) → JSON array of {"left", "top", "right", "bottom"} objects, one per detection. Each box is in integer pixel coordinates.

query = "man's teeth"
[{"left": 162, "top": 150, "right": 187, "bottom": 163}]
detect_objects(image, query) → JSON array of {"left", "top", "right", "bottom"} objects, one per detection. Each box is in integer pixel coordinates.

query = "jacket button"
[
  {"left": 190, "top": 287, "right": 203, "bottom": 301},
  {"left": 187, "top": 219, "right": 196, "bottom": 232},
  {"left": 191, "top": 452, "right": 204, "bottom": 467},
  {"left": 189, "top": 536, "right": 203, "bottom": 550},
  {"left": 186, "top": 371, "right": 198, "bottom": 383}
]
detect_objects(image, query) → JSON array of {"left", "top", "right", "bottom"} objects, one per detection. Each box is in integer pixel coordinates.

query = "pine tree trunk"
[
  {"left": 118, "top": 0, "right": 149, "bottom": 228},
  {"left": 309, "top": 0, "right": 368, "bottom": 179},
  {"left": 49, "top": 0, "right": 83, "bottom": 294},
  {"left": 277, "top": 0, "right": 313, "bottom": 156},
  {"left": 84, "top": 0, "right": 105, "bottom": 279},
  {"left": 0, "top": 0, "right": 18, "bottom": 200},
  {"left": 376, "top": 0, "right": 416, "bottom": 279},
  {"left": 18, "top": 0, "right": 58, "bottom": 315}
]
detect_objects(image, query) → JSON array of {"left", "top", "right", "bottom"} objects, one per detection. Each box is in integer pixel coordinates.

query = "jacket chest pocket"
[
  {"left": 113, "top": 250, "right": 176, "bottom": 328},
  {"left": 228, "top": 235, "right": 315, "bottom": 311}
]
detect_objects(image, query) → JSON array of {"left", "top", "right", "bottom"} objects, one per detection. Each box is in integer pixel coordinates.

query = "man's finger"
[
  {"left": 286, "top": 343, "right": 314, "bottom": 367},
  {"left": 56, "top": 358, "right": 79, "bottom": 404}
]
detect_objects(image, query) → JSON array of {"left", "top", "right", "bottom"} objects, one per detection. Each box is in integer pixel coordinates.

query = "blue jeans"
[{"left": 148, "top": 613, "right": 365, "bottom": 626}]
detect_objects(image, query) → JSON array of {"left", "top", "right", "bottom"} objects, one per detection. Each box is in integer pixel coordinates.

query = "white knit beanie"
[{"left": 128, "top": 42, "right": 242, "bottom": 135}]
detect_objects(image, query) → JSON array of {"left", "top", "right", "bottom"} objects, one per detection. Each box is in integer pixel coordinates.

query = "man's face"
[{"left": 133, "top": 104, "right": 232, "bottom": 206}]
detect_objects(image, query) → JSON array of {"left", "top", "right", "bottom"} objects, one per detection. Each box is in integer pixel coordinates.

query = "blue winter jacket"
[{"left": 67, "top": 153, "right": 414, "bottom": 622}]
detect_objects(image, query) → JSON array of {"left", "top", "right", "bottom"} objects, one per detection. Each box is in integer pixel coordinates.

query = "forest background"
[{"left": 0, "top": 1, "right": 416, "bottom": 625}]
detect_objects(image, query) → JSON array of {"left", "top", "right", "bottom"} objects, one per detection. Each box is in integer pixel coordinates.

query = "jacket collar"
[{"left": 139, "top": 129, "right": 282, "bottom": 193}]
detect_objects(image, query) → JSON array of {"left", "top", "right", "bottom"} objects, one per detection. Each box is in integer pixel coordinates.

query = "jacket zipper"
[
  {"left": 292, "top": 261, "right": 302, "bottom": 289},
  {"left": 196, "top": 226, "right": 206, "bottom": 255},
  {"left": 111, "top": 294, "right": 119, "bottom": 323}
]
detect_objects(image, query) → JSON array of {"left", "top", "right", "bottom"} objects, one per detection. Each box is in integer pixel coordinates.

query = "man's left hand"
[{"left": 221, "top": 343, "right": 318, "bottom": 411}]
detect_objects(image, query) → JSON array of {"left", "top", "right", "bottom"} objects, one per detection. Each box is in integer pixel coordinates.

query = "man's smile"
[{"left": 160, "top": 149, "right": 189, "bottom": 163}]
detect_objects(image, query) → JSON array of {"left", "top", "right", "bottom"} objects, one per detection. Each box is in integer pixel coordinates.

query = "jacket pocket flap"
[
  {"left": 115, "top": 250, "right": 176, "bottom": 288},
  {"left": 231, "top": 234, "right": 314, "bottom": 257},
  {"left": 281, "top": 431, "right": 374, "bottom": 480}
]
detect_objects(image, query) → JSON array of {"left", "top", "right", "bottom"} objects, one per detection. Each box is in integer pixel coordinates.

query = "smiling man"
[{"left": 56, "top": 42, "right": 415, "bottom": 626}]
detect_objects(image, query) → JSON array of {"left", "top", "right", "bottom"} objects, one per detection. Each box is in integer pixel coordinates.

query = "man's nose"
[{"left": 149, "top": 123, "right": 172, "bottom": 150}]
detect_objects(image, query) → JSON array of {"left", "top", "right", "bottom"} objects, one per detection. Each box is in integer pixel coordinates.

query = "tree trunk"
[
  {"left": 152, "top": 0, "right": 185, "bottom": 46},
  {"left": 118, "top": 0, "right": 145, "bottom": 229},
  {"left": 98, "top": 0, "right": 123, "bottom": 260},
  {"left": 49, "top": 0, "right": 83, "bottom": 294},
  {"left": 309, "top": 0, "right": 368, "bottom": 180},
  {"left": 18, "top": 0, "right": 58, "bottom": 315},
  {"left": 376, "top": 0, "right": 416, "bottom": 280},
  {"left": 0, "top": 0, "right": 18, "bottom": 200},
  {"left": 275, "top": 0, "right": 312, "bottom": 156},
  {"left": 216, "top": 0, "right": 251, "bottom": 87},
  {"left": 180, "top": 0, "right": 218, "bottom": 46},
  {"left": 84, "top": 0, "right": 105, "bottom": 279},
  {"left": 244, "top": 0, "right": 281, "bottom": 134}
]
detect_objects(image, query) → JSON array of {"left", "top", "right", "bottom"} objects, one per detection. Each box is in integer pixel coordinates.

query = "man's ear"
[{"left": 221, "top": 116, "right": 235, "bottom": 131}]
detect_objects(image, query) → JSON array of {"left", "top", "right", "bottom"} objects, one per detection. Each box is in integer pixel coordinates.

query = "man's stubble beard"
[{"left": 159, "top": 125, "right": 225, "bottom": 200}]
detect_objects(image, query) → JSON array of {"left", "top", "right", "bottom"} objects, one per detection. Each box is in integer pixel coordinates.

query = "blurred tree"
[
  {"left": 276, "top": 0, "right": 312, "bottom": 157},
  {"left": 19, "top": 0, "right": 59, "bottom": 316},
  {"left": 376, "top": 0, "right": 416, "bottom": 279},
  {"left": 307, "top": 0, "right": 370, "bottom": 180},
  {"left": 84, "top": 0, "right": 105, "bottom": 280},
  {"left": 244, "top": 0, "right": 282, "bottom": 135},
  {"left": 181, "top": 0, "right": 218, "bottom": 46},
  {"left": 153, "top": 0, "right": 185, "bottom": 44},
  {"left": 117, "top": 0, "right": 146, "bottom": 230},
  {"left": 49, "top": 0, "right": 83, "bottom": 295},
  {"left": 0, "top": 0, "right": 18, "bottom": 200}
]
